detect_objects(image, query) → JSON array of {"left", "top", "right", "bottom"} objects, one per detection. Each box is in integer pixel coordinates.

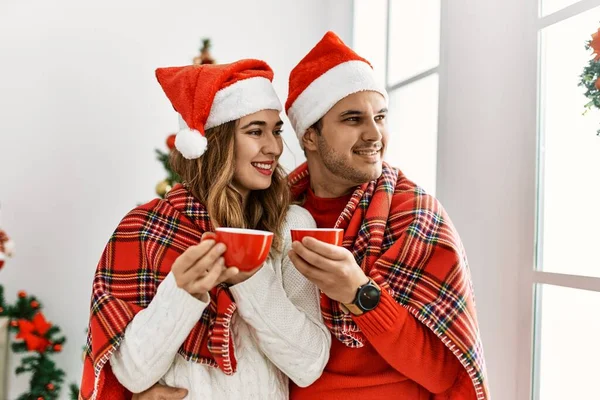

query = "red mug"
[
  {"left": 214, "top": 228, "right": 273, "bottom": 271},
  {"left": 290, "top": 228, "right": 344, "bottom": 246}
]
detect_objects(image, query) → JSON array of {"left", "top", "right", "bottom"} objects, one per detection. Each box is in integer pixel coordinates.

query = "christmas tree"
[
  {"left": 154, "top": 137, "right": 180, "bottom": 198},
  {"left": 0, "top": 216, "right": 78, "bottom": 400},
  {"left": 154, "top": 38, "right": 216, "bottom": 198}
]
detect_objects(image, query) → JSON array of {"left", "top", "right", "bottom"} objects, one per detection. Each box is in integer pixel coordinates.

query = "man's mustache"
[{"left": 353, "top": 143, "right": 383, "bottom": 152}]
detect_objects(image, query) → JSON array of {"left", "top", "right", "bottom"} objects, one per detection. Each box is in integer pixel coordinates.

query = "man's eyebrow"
[{"left": 340, "top": 110, "right": 363, "bottom": 117}]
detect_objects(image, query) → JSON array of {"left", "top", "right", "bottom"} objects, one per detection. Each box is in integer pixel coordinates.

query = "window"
[
  {"left": 534, "top": 1, "right": 600, "bottom": 399},
  {"left": 353, "top": 0, "right": 441, "bottom": 195}
]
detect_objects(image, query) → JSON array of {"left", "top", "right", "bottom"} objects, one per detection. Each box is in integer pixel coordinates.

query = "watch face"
[{"left": 358, "top": 284, "right": 381, "bottom": 311}]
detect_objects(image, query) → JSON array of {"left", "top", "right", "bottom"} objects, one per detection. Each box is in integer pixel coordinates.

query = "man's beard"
[{"left": 316, "top": 135, "right": 381, "bottom": 184}]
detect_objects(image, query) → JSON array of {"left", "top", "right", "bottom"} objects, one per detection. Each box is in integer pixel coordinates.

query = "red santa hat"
[
  {"left": 285, "top": 31, "right": 388, "bottom": 146},
  {"left": 156, "top": 59, "right": 282, "bottom": 159}
]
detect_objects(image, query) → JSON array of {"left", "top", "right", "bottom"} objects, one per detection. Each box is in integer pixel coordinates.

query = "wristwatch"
[{"left": 342, "top": 279, "right": 381, "bottom": 316}]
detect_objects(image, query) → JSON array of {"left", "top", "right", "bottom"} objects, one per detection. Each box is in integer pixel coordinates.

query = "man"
[
  {"left": 135, "top": 31, "right": 489, "bottom": 400},
  {"left": 282, "top": 31, "right": 488, "bottom": 400}
]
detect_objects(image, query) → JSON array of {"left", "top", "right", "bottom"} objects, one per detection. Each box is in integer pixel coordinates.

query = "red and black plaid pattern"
[
  {"left": 80, "top": 185, "right": 238, "bottom": 400},
  {"left": 289, "top": 162, "right": 489, "bottom": 400}
]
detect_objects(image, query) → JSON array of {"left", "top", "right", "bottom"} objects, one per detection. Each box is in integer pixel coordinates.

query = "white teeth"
[
  {"left": 252, "top": 162, "right": 273, "bottom": 170},
  {"left": 354, "top": 150, "right": 378, "bottom": 156}
]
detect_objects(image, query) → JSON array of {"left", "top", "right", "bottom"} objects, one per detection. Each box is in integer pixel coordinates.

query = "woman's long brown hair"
[{"left": 170, "top": 120, "right": 290, "bottom": 252}]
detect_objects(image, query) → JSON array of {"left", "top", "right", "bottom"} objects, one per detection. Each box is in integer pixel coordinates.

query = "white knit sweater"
[{"left": 109, "top": 205, "right": 330, "bottom": 400}]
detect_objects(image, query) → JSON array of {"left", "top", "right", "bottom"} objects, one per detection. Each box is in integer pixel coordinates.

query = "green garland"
[
  {"left": 0, "top": 285, "right": 79, "bottom": 400},
  {"left": 578, "top": 27, "right": 600, "bottom": 135}
]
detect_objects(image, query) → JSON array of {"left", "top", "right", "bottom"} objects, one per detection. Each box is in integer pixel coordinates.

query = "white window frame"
[{"left": 518, "top": 1, "right": 600, "bottom": 399}]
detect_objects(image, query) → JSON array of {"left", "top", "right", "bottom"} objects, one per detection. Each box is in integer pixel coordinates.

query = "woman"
[{"left": 79, "top": 59, "right": 330, "bottom": 400}]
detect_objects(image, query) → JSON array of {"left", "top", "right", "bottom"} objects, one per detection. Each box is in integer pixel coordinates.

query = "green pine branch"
[
  {"left": 155, "top": 149, "right": 181, "bottom": 185},
  {"left": 69, "top": 383, "right": 80, "bottom": 400}
]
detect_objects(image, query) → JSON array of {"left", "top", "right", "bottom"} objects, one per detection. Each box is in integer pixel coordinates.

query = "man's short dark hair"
[{"left": 310, "top": 118, "right": 323, "bottom": 136}]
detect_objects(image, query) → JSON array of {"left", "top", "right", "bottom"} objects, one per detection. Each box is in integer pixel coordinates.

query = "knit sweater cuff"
[{"left": 353, "top": 288, "right": 407, "bottom": 337}]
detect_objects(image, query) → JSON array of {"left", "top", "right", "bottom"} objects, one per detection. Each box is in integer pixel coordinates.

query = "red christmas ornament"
[
  {"left": 53, "top": 343, "right": 62, "bottom": 352},
  {"left": 0, "top": 307, "right": 4, "bottom": 313},
  {"left": 166, "top": 134, "right": 176, "bottom": 150},
  {"left": 10, "top": 320, "right": 18, "bottom": 328},
  {"left": 30, "top": 300, "right": 40, "bottom": 309},
  {"left": 18, "top": 290, "right": 27, "bottom": 298},
  {"left": 46, "top": 383, "right": 55, "bottom": 391},
  {"left": 37, "top": 397, "right": 44, "bottom": 400}
]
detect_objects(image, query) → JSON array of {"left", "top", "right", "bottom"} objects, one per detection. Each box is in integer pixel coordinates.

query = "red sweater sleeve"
[{"left": 353, "top": 289, "right": 463, "bottom": 394}]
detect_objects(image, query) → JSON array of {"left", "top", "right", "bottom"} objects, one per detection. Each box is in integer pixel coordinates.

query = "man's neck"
[
  {"left": 307, "top": 159, "right": 355, "bottom": 198},
  {"left": 310, "top": 180, "right": 354, "bottom": 198}
]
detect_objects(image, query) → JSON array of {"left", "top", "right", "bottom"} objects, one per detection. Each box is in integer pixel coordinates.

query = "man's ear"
[{"left": 302, "top": 127, "right": 319, "bottom": 152}]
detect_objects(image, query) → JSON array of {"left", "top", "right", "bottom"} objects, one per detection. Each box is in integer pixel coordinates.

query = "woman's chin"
[{"left": 240, "top": 179, "right": 273, "bottom": 192}]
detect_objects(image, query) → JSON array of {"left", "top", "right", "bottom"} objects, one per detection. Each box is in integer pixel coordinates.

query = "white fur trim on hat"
[
  {"left": 287, "top": 60, "right": 388, "bottom": 147},
  {"left": 205, "top": 77, "right": 282, "bottom": 130},
  {"left": 175, "top": 115, "right": 208, "bottom": 159}
]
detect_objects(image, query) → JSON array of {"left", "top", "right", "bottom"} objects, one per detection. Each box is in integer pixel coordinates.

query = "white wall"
[
  {"left": 437, "top": 0, "right": 538, "bottom": 399},
  {"left": 0, "top": 1, "right": 351, "bottom": 397}
]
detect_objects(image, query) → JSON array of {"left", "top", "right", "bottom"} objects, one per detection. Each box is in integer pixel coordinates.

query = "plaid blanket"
[
  {"left": 289, "top": 162, "right": 489, "bottom": 400},
  {"left": 80, "top": 185, "right": 238, "bottom": 400}
]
